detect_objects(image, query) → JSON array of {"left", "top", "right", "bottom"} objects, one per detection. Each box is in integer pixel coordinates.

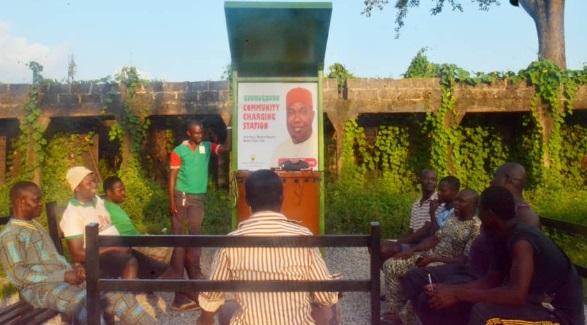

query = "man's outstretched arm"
[{"left": 429, "top": 240, "right": 533, "bottom": 309}]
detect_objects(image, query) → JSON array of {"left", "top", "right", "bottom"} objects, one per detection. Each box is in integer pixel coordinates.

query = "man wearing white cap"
[{"left": 60, "top": 166, "right": 138, "bottom": 279}]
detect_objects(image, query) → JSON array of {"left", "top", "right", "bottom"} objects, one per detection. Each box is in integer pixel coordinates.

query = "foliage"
[
  {"left": 374, "top": 126, "right": 412, "bottom": 190},
  {"left": 327, "top": 63, "right": 355, "bottom": 96},
  {"left": 405, "top": 50, "right": 587, "bottom": 191},
  {"left": 10, "top": 62, "right": 47, "bottom": 181},
  {"left": 559, "top": 124, "right": 587, "bottom": 188},
  {"left": 202, "top": 188, "right": 232, "bottom": 235},
  {"left": 363, "top": 0, "right": 498, "bottom": 37},
  {"left": 326, "top": 176, "right": 416, "bottom": 238},
  {"left": 108, "top": 66, "right": 166, "bottom": 233},
  {"left": 404, "top": 48, "right": 437, "bottom": 78},
  {"left": 338, "top": 119, "right": 366, "bottom": 189},
  {"left": 453, "top": 126, "right": 508, "bottom": 191},
  {"left": 41, "top": 134, "right": 94, "bottom": 218}
]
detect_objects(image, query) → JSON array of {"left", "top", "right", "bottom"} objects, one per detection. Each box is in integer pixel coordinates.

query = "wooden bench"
[
  {"left": 84, "top": 222, "right": 383, "bottom": 325},
  {"left": 540, "top": 216, "right": 587, "bottom": 278},
  {"left": 0, "top": 202, "right": 66, "bottom": 325}
]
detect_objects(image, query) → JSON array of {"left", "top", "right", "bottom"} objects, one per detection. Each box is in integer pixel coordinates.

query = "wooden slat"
[
  {"left": 0, "top": 301, "right": 29, "bottom": 317},
  {"left": 45, "top": 201, "right": 64, "bottom": 255},
  {"left": 369, "top": 222, "right": 381, "bottom": 325},
  {"left": 0, "top": 302, "right": 33, "bottom": 324},
  {"left": 98, "top": 234, "right": 371, "bottom": 248},
  {"left": 540, "top": 217, "right": 587, "bottom": 237},
  {"left": 86, "top": 223, "right": 100, "bottom": 325},
  {"left": 21, "top": 308, "right": 59, "bottom": 325},
  {"left": 99, "top": 279, "right": 370, "bottom": 292},
  {"left": 576, "top": 265, "right": 587, "bottom": 278},
  {"left": 540, "top": 217, "right": 587, "bottom": 278},
  {"left": 85, "top": 222, "right": 383, "bottom": 323}
]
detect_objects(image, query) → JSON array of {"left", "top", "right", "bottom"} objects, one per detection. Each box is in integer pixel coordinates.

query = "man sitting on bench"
[
  {"left": 103, "top": 175, "right": 173, "bottom": 279},
  {"left": 0, "top": 181, "right": 155, "bottom": 324},
  {"left": 197, "top": 169, "right": 339, "bottom": 325},
  {"left": 60, "top": 166, "right": 137, "bottom": 279}
]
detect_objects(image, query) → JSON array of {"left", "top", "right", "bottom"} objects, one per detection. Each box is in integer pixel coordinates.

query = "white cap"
[{"left": 65, "top": 166, "right": 93, "bottom": 192}]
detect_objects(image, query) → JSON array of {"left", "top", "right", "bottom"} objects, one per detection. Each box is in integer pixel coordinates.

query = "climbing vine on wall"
[
  {"left": 404, "top": 50, "right": 587, "bottom": 189},
  {"left": 106, "top": 66, "right": 168, "bottom": 233},
  {"left": 338, "top": 119, "right": 366, "bottom": 189},
  {"left": 42, "top": 134, "right": 93, "bottom": 205},
  {"left": 11, "top": 62, "right": 47, "bottom": 181}
]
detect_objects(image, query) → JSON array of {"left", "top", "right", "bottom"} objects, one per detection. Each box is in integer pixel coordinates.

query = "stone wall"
[
  {"left": 2, "top": 79, "right": 586, "bottom": 122},
  {"left": 1, "top": 78, "right": 587, "bottom": 183}
]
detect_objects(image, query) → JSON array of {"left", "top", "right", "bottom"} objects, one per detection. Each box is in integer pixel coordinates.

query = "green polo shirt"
[
  {"left": 104, "top": 200, "right": 139, "bottom": 235},
  {"left": 173, "top": 141, "right": 212, "bottom": 194}
]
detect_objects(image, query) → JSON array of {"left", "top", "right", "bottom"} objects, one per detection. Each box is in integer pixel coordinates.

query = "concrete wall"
[{"left": 2, "top": 79, "right": 586, "bottom": 122}]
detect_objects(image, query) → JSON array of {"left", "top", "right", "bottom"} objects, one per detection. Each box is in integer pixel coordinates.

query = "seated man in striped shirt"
[
  {"left": 197, "top": 170, "right": 339, "bottom": 325},
  {"left": 381, "top": 169, "right": 438, "bottom": 260}
]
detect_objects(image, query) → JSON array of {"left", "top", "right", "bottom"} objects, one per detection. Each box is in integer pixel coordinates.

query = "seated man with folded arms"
[
  {"left": 0, "top": 181, "right": 155, "bottom": 324},
  {"left": 420, "top": 186, "right": 583, "bottom": 325},
  {"left": 381, "top": 189, "right": 480, "bottom": 324},
  {"left": 60, "top": 166, "right": 137, "bottom": 279},
  {"left": 197, "top": 170, "right": 339, "bottom": 325},
  {"left": 103, "top": 176, "right": 173, "bottom": 278}
]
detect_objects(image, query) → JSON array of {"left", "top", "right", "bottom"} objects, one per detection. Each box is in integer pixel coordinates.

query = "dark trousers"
[
  {"left": 401, "top": 264, "right": 477, "bottom": 325},
  {"left": 403, "top": 264, "right": 563, "bottom": 325},
  {"left": 171, "top": 192, "right": 205, "bottom": 301},
  {"left": 98, "top": 250, "right": 135, "bottom": 279},
  {"left": 132, "top": 249, "right": 169, "bottom": 279}
]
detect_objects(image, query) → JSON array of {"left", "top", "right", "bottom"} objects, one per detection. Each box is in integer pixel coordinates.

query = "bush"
[
  {"left": 202, "top": 188, "right": 232, "bottom": 235},
  {"left": 326, "top": 177, "right": 417, "bottom": 238}
]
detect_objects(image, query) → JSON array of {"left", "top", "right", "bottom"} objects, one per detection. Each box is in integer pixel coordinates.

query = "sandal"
[
  {"left": 170, "top": 293, "right": 201, "bottom": 312},
  {"left": 380, "top": 312, "right": 402, "bottom": 325}
]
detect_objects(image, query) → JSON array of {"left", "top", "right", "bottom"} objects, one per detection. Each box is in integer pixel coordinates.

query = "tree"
[{"left": 363, "top": 0, "right": 567, "bottom": 69}]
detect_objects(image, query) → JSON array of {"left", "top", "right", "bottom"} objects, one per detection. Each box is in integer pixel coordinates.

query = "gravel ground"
[{"left": 3, "top": 247, "right": 586, "bottom": 324}]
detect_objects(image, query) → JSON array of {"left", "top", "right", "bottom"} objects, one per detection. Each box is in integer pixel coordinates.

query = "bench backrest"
[
  {"left": 0, "top": 202, "right": 62, "bottom": 255},
  {"left": 45, "top": 202, "right": 64, "bottom": 256},
  {"left": 84, "top": 222, "right": 382, "bottom": 325},
  {"left": 540, "top": 217, "right": 587, "bottom": 278}
]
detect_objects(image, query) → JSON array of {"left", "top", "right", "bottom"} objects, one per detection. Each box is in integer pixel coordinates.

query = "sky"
[{"left": 1, "top": 0, "right": 586, "bottom": 83}]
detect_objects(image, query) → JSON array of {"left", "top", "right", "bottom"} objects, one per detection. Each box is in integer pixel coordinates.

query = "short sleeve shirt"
[
  {"left": 104, "top": 200, "right": 139, "bottom": 235},
  {"left": 170, "top": 140, "right": 220, "bottom": 194},
  {"left": 409, "top": 192, "right": 438, "bottom": 231},
  {"left": 60, "top": 196, "right": 119, "bottom": 243},
  {"left": 432, "top": 215, "right": 481, "bottom": 259}
]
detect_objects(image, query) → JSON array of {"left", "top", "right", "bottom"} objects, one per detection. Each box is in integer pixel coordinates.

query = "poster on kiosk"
[{"left": 237, "top": 83, "right": 319, "bottom": 171}]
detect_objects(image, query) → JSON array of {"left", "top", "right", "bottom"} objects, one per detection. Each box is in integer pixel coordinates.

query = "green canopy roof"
[{"left": 224, "top": 1, "right": 332, "bottom": 77}]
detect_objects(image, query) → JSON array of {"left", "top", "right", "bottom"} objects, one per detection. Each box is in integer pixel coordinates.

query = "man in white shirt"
[
  {"left": 271, "top": 87, "right": 318, "bottom": 169},
  {"left": 59, "top": 166, "right": 137, "bottom": 279}
]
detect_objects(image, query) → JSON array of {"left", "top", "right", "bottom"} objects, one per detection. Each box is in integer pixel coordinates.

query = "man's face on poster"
[{"left": 287, "top": 101, "right": 314, "bottom": 144}]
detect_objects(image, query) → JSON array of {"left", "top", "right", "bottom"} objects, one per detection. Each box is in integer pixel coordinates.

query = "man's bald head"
[
  {"left": 454, "top": 189, "right": 479, "bottom": 219},
  {"left": 492, "top": 162, "right": 527, "bottom": 194},
  {"left": 9, "top": 181, "right": 39, "bottom": 205},
  {"left": 9, "top": 181, "right": 42, "bottom": 220},
  {"left": 460, "top": 189, "right": 479, "bottom": 204}
]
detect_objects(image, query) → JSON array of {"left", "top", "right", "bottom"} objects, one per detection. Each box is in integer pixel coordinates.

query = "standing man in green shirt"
[{"left": 168, "top": 115, "right": 231, "bottom": 310}]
